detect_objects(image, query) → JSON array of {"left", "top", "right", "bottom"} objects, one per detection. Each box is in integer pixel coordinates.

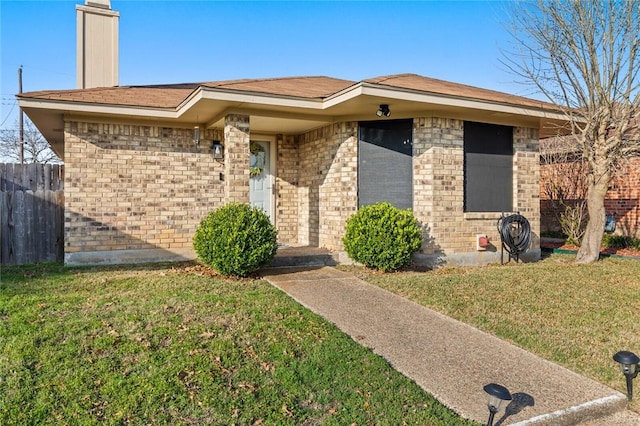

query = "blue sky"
[{"left": 1, "top": 0, "right": 530, "bottom": 133}]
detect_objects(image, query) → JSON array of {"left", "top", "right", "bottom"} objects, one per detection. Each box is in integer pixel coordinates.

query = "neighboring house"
[
  {"left": 16, "top": 1, "right": 568, "bottom": 267},
  {"left": 540, "top": 114, "right": 640, "bottom": 238},
  {"left": 18, "top": 73, "right": 568, "bottom": 266},
  {"left": 540, "top": 147, "right": 640, "bottom": 238},
  {"left": 605, "top": 158, "right": 640, "bottom": 236}
]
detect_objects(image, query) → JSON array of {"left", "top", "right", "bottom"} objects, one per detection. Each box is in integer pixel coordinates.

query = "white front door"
[{"left": 249, "top": 139, "right": 274, "bottom": 222}]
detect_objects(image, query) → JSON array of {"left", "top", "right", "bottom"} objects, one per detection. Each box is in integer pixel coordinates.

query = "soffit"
[{"left": 18, "top": 74, "right": 568, "bottom": 147}]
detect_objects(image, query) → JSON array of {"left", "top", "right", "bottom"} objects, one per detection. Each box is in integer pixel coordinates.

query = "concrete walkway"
[{"left": 261, "top": 266, "right": 640, "bottom": 425}]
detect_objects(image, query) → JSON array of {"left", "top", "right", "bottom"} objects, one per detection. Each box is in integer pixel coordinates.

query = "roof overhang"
[{"left": 18, "top": 78, "right": 571, "bottom": 161}]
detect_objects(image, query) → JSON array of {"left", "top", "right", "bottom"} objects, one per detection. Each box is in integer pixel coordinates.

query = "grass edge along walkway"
[
  {"left": 0, "top": 262, "right": 478, "bottom": 425},
  {"left": 346, "top": 253, "right": 640, "bottom": 414}
]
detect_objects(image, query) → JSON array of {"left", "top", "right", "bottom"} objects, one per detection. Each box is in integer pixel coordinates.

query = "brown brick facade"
[
  {"left": 223, "top": 114, "right": 250, "bottom": 202},
  {"left": 412, "top": 118, "right": 540, "bottom": 258},
  {"left": 64, "top": 120, "right": 225, "bottom": 258},
  {"left": 296, "top": 123, "right": 358, "bottom": 250},
  {"left": 276, "top": 134, "right": 299, "bottom": 245},
  {"left": 64, "top": 115, "right": 540, "bottom": 264}
]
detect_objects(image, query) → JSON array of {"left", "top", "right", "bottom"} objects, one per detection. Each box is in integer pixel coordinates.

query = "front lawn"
[
  {"left": 0, "top": 263, "right": 474, "bottom": 425},
  {"left": 348, "top": 253, "right": 640, "bottom": 411}
]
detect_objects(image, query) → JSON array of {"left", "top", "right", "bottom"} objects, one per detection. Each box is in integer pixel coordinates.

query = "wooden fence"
[{"left": 1, "top": 163, "right": 64, "bottom": 265}]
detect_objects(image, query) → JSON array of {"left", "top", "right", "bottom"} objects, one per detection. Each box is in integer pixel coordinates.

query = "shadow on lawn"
[{"left": 0, "top": 260, "right": 202, "bottom": 290}]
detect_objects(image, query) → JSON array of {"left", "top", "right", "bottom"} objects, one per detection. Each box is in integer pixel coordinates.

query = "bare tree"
[
  {"left": 0, "top": 118, "right": 62, "bottom": 164},
  {"left": 504, "top": 0, "right": 640, "bottom": 263},
  {"left": 540, "top": 137, "right": 589, "bottom": 244}
]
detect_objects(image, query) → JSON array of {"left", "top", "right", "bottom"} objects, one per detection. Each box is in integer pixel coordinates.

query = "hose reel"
[{"left": 497, "top": 213, "right": 531, "bottom": 264}]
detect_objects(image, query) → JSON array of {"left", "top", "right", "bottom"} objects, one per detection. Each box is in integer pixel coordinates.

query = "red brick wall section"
[
  {"left": 605, "top": 158, "right": 640, "bottom": 237},
  {"left": 540, "top": 158, "right": 639, "bottom": 237}
]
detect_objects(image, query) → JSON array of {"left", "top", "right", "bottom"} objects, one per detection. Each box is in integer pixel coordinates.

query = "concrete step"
[{"left": 270, "top": 246, "right": 340, "bottom": 268}]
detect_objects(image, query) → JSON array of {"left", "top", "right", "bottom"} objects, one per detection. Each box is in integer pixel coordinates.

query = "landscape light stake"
[
  {"left": 613, "top": 350, "right": 639, "bottom": 401},
  {"left": 483, "top": 383, "right": 512, "bottom": 426}
]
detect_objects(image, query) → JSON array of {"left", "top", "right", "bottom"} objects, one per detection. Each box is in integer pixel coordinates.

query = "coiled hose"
[{"left": 497, "top": 214, "right": 531, "bottom": 255}]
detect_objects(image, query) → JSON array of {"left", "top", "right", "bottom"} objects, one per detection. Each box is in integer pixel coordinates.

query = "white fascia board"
[
  {"left": 192, "top": 87, "right": 324, "bottom": 112},
  {"left": 354, "top": 83, "right": 569, "bottom": 121},
  {"left": 18, "top": 98, "right": 177, "bottom": 119},
  {"left": 322, "top": 83, "right": 365, "bottom": 108}
]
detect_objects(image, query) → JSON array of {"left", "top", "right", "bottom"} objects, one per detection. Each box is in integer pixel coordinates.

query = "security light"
[{"left": 376, "top": 104, "right": 391, "bottom": 117}]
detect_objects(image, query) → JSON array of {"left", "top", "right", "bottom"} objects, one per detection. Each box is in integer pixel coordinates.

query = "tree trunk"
[{"left": 576, "top": 178, "right": 609, "bottom": 263}]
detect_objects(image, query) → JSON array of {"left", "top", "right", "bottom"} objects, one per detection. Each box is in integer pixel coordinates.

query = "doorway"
[{"left": 249, "top": 138, "right": 275, "bottom": 223}]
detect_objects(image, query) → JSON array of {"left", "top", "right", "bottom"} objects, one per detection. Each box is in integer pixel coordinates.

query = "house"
[
  {"left": 17, "top": 1, "right": 568, "bottom": 267},
  {"left": 540, "top": 134, "right": 640, "bottom": 238}
]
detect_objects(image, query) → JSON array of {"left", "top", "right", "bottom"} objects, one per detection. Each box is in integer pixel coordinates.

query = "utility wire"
[{"left": 0, "top": 102, "right": 17, "bottom": 127}]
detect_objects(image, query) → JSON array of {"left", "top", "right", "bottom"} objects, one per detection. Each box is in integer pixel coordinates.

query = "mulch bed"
[{"left": 540, "top": 240, "right": 640, "bottom": 258}]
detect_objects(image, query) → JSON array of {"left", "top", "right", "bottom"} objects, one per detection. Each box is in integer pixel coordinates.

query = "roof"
[
  {"left": 201, "top": 76, "right": 355, "bottom": 99},
  {"left": 19, "top": 83, "right": 200, "bottom": 109},
  {"left": 363, "top": 74, "right": 552, "bottom": 111},
  {"left": 18, "top": 76, "right": 357, "bottom": 108},
  {"left": 17, "top": 73, "right": 570, "bottom": 160},
  {"left": 18, "top": 74, "right": 558, "bottom": 112}
]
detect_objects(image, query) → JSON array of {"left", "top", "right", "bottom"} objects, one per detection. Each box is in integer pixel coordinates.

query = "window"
[
  {"left": 358, "top": 119, "right": 413, "bottom": 210},
  {"left": 464, "top": 121, "right": 513, "bottom": 212}
]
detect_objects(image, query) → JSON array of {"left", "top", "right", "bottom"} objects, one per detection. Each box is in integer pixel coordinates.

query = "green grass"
[
  {"left": 0, "top": 263, "right": 475, "bottom": 425},
  {"left": 345, "top": 253, "right": 640, "bottom": 411}
]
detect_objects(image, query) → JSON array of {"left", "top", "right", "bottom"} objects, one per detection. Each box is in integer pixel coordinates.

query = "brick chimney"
[{"left": 76, "top": 0, "right": 119, "bottom": 89}]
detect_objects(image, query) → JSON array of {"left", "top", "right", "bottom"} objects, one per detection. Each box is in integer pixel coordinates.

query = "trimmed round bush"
[
  {"left": 193, "top": 203, "right": 278, "bottom": 277},
  {"left": 343, "top": 202, "right": 423, "bottom": 272}
]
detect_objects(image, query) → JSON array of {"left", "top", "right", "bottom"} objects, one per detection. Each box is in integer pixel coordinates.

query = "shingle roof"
[
  {"left": 201, "top": 76, "right": 355, "bottom": 99},
  {"left": 18, "top": 83, "right": 200, "bottom": 108},
  {"left": 17, "top": 77, "right": 356, "bottom": 108},
  {"left": 365, "top": 73, "right": 554, "bottom": 110},
  {"left": 17, "top": 73, "right": 557, "bottom": 111}
]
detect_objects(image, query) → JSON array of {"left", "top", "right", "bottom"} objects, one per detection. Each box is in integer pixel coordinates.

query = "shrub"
[
  {"left": 193, "top": 203, "right": 277, "bottom": 277},
  {"left": 343, "top": 202, "right": 423, "bottom": 272},
  {"left": 602, "top": 234, "right": 640, "bottom": 250},
  {"left": 559, "top": 201, "right": 587, "bottom": 246}
]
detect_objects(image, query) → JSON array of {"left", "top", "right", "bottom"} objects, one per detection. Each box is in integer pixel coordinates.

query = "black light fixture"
[
  {"left": 211, "top": 140, "right": 224, "bottom": 160},
  {"left": 613, "top": 350, "right": 639, "bottom": 401},
  {"left": 376, "top": 104, "right": 391, "bottom": 117},
  {"left": 483, "top": 383, "right": 512, "bottom": 426},
  {"left": 193, "top": 126, "right": 200, "bottom": 146}
]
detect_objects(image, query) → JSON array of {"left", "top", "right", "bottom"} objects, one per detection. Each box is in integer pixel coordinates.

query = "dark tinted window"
[
  {"left": 464, "top": 121, "right": 513, "bottom": 212},
  {"left": 358, "top": 119, "right": 413, "bottom": 209}
]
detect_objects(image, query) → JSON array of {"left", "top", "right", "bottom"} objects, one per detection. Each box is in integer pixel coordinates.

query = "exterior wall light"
[
  {"left": 193, "top": 126, "right": 200, "bottom": 146},
  {"left": 376, "top": 104, "right": 391, "bottom": 117},
  {"left": 483, "top": 383, "right": 512, "bottom": 426},
  {"left": 211, "top": 140, "right": 224, "bottom": 160},
  {"left": 613, "top": 350, "right": 639, "bottom": 400}
]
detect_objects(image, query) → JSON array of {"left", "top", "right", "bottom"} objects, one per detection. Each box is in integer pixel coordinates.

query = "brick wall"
[
  {"left": 297, "top": 123, "right": 358, "bottom": 250},
  {"left": 413, "top": 118, "right": 540, "bottom": 256},
  {"left": 604, "top": 158, "right": 640, "bottom": 237},
  {"left": 223, "top": 114, "right": 250, "bottom": 202},
  {"left": 65, "top": 115, "right": 541, "bottom": 263},
  {"left": 539, "top": 157, "right": 639, "bottom": 237},
  {"left": 514, "top": 126, "right": 541, "bottom": 241},
  {"left": 413, "top": 117, "right": 464, "bottom": 254},
  {"left": 276, "top": 134, "right": 299, "bottom": 245},
  {"left": 64, "top": 121, "right": 225, "bottom": 256}
]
